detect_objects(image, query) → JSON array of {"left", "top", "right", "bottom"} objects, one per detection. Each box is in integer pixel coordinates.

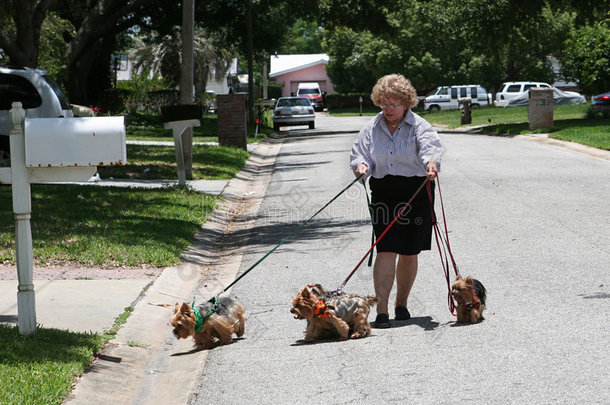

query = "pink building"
[{"left": 269, "top": 54, "right": 336, "bottom": 97}]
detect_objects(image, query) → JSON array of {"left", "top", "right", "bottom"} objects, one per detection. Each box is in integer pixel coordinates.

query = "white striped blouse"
[{"left": 350, "top": 109, "right": 444, "bottom": 179}]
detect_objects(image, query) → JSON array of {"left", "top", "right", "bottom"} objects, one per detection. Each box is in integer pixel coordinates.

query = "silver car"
[
  {"left": 273, "top": 97, "right": 315, "bottom": 131},
  {"left": 0, "top": 66, "right": 74, "bottom": 166}
]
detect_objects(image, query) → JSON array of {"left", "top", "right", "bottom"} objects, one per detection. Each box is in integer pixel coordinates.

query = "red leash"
[
  {"left": 334, "top": 176, "right": 430, "bottom": 294},
  {"left": 427, "top": 170, "right": 461, "bottom": 315}
]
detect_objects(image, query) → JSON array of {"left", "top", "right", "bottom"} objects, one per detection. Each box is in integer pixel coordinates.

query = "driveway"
[{"left": 189, "top": 115, "right": 609, "bottom": 403}]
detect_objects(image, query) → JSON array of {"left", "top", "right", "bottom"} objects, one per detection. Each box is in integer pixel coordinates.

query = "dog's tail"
[{"left": 365, "top": 295, "right": 379, "bottom": 307}]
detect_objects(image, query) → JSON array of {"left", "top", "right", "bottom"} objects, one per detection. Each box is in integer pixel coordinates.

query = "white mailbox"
[
  {"left": 25, "top": 117, "right": 126, "bottom": 168},
  {"left": 2, "top": 102, "right": 127, "bottom": 336}
]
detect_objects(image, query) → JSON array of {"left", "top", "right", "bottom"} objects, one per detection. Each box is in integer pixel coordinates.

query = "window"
[
  {"left": 451, "top": 88, "right": 458, "bottom": 99},
  {"left": 470, "top": 87, "right": 478, "bottom": 98},
  {"left": 43, "top": 75, "right": 71, "bottom": 110},
  {"left": 507, "top": 84, "right": 521, "bottom": 93},
  {"left": 297, "top": 88, "right": 319, "bottom": 95},
  {"left": 0, "top": 74, "right": 43, "bottom": 110},
  {"left": 460, "top": 87, "right": 467, "bottom": 98}
]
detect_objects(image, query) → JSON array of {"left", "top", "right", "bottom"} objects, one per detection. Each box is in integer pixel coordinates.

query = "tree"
[
  {"left": 37, "top": 12, "right": 75, "bottom": 84},
  {"left": 321, "top": 0, "right": 579, "bottom": 94},
  {"left": 130, "top": 26, "right": 235, "bottom": 96},
  {"left": 0, "top": 0, "right": 59, "bottom": 67},
  {"left": 561, "top": 19, "right": 610, "bottom": 95},
  {"left": 279, "top": 19, "right": 324, "bottom": 54}
]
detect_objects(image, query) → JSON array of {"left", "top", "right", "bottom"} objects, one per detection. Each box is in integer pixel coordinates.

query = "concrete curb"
[{"left": 65, "top": 135, "right": 285, "bottom": 405}]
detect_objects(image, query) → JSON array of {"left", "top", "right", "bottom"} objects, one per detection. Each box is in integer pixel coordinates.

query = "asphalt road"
[{"left": 189, "top": 113, "right": 610, "bottom": 404}]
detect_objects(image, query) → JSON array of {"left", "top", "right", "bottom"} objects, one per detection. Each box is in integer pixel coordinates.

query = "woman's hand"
[
  {"left": 426, "top": 161, "right": 438, "bottom": 180},
  {"left": 355, "top": 163, "right": 368, "bottom": 178}
]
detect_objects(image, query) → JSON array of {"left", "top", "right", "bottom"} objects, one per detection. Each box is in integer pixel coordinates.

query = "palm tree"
[{"left": 129, "top": 25, "right": 235, "bottom": 96}]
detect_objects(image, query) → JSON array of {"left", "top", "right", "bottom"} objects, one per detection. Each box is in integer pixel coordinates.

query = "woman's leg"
[
  {"left": 373, "top": 251, "right": 398, "bottom": 315},
  {"left": 395, "top": 254, "right": 418, "bottom": 308}
]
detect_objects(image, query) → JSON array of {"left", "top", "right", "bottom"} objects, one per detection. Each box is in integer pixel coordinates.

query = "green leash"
[{"left": 216, "top": 173, "right": 365, "bottom": 297}]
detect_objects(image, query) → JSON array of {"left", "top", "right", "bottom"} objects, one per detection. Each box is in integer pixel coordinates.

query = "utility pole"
[
  {"left": 263, "top": 50, "right": 268, "bottom": 99},
  {"left": 246, "top": 0, "right": 255, "bottom": 123},
  {"left": 180, "top": 0, "right": 195, "bottom": 179}
]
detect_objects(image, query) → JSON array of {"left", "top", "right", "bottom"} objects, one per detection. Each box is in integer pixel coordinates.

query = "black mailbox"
[{"left": 160, "top": 104, "right": 203, "bottom": 123}]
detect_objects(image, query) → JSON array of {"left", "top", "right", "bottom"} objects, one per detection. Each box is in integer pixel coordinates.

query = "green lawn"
[
  {"left": 0, "top": 184, "right": 218, "bottom": 267},
  {"left": 0, "top": 325, "right": 105, "bottom": 405}
]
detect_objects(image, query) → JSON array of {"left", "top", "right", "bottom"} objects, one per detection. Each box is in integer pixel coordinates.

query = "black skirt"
[{"left": 369, "top": 175, "right": 435, "bottom": 255}]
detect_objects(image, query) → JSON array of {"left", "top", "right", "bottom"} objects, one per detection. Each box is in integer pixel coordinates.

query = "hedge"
[{"left": 324, "top": 93, "right": 374, "bottom": 109}]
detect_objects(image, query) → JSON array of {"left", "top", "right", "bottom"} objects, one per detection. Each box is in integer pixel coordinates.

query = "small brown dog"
[
  {"left": 451, "top": 276, "right": 487, "bottom": 324},
  {"left": 290, "top": 284, "right": 378, "bottom": 342},
  {"left": 171, "top": 296, "right": 246, "bottom": 349}
]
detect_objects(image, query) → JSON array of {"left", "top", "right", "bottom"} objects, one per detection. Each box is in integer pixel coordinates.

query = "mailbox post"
[
  {"left": 161, "top": 104, "right": 203, "bottom": 187},
  {"left": 459, "top": 97, "right": 472, "bottom": 125},
  {"left": 0, "top": 102, "right": 126, "bottom": 335},
  {"left": 8, "top": 104, "right": 36, "bottom": 334}
]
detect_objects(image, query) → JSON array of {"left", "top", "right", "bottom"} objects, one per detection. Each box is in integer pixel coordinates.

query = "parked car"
[
  {"left": 296, "top": 82, "right": 325, "bottom": 111},
  {"left": 591, "top": 91, "right": 610, "bottom": 106},
  {"left": 273, "top": 97, "right": 315, "bottom": 131},
  {"left": 505, "top": 87, "right": 586, "bottom": 107},
  {"left": 0, "top": 66, "right": 73, "bottom": 166},
  {"left": 423, "top": 85, "right": 491, "bottom": 111},
  {"left": 494, "top": 81, "right": 552, "bottom": 107}
]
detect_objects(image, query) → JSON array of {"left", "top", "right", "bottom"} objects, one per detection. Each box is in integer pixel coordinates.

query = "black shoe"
[
  {"left": 395, "top": 306, "right": 411, "bottom": 320},
  {"left": 374, "top": 313, "right": 390, "bottom": 328}
]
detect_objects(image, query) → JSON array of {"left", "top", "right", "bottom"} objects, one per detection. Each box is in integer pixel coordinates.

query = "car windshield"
[
  {"left": 298, "top": 88, "right": 319, "bottom": 95},
  {"left": 278, "top": 98, "right": 310, "bottom": 107}
]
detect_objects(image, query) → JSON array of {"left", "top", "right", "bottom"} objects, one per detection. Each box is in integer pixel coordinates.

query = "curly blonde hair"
[{"left": 370, "top": 74, "right": 418, "bottom": 109}]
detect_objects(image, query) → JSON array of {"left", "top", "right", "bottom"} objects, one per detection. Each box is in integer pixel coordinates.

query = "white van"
[
  {"left": 296, "top": 82, "right": 325, "bottom": 111},
  {"left": 423, "top": 85, "right": 491, "bottom": 111}
]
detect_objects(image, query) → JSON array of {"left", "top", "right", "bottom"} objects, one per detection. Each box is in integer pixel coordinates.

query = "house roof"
[{"left": 269, "top": 54, "right": 329, "bottom": 77}]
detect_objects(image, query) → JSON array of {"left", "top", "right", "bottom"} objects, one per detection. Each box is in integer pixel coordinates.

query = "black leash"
[{"left": 214, "top": 173, "right": 365, "bottom": 298}]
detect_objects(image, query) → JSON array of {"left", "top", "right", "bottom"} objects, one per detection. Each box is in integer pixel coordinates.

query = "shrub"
[
  {"left": 586, "top": 104, "right": 610, "bottom": 119},
  {"left": 325, "top": 93, "right": 374, "bottom": 109},
  {"left": 99, "top": 88, "right": 134, "bottom": 114}
]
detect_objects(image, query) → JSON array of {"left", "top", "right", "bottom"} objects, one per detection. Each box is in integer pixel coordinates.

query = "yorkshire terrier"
[
  {"left": 451, "top": 276, "right": 487, "bottom": 324},
  {"left": 290, "top": 284, "right": 378, "bottom": 342},
  {"left": 171, "top": 296, "right": 246, "bottom": 349}
]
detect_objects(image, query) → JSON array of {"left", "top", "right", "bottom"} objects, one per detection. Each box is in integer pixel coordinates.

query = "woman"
[{"left": 350, "top": 74, "right": 443, "bottom": 328}]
